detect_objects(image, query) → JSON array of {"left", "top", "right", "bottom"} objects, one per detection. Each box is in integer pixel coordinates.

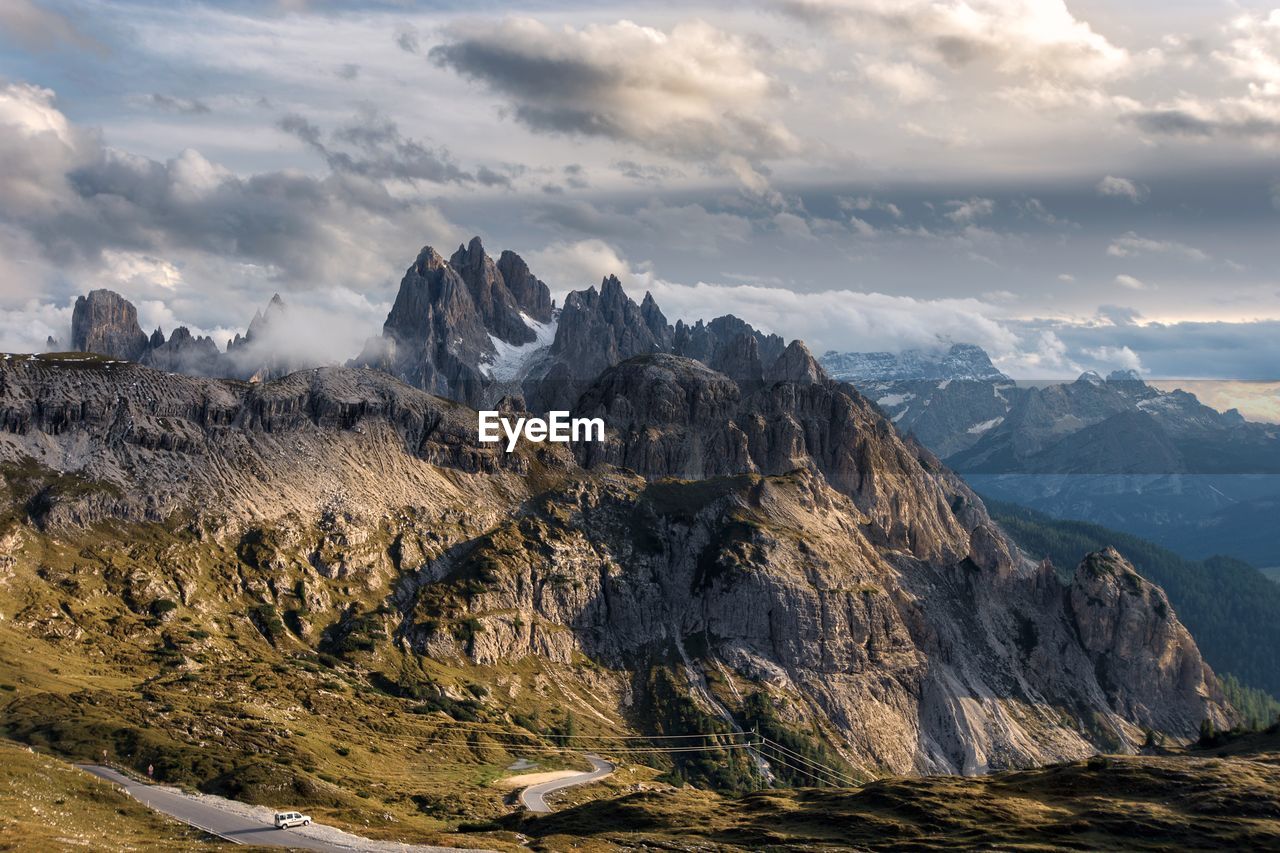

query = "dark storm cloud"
[
  {"left": 428, "top": 18, "right": 795, "bottom": 162},
  {"left": 336, "top": 62, "right": 361, "bottom": 80},
  {"left": 395, "top": 24, "right": 420, "bottom": 54},
  {"left": 279, "top": 109, "right": 474, "bottom": 184},
  {"left": 1126, "top": 109, "right": 1280, "bottom": 141}
]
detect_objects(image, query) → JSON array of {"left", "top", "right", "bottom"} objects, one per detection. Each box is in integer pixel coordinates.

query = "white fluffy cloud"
[
  {"left": 1115, "top": 274, "right": 1152, "bottom": 291},
  {"left": 1096, "top": 175, "right": 1147, "bottom": 203},
  {"left": 0, "top": 80, "right": 459, "bottom": 354},
  {"left": 783, "top": 0, "right": 1130, "bottom": 81},
  {"left": 1106, "top": 233, "right": 1209, "bottom": 261}
]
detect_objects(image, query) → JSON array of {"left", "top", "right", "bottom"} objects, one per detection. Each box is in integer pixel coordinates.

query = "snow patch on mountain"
[{"left": 481, "top": 313, "right": 557, "bottom": 381}]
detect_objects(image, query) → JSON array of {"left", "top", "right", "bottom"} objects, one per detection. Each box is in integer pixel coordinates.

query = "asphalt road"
[
  {"left": 519, "top": 754, "right": 614, "bottom": 813},
  {"left": 79, "top": 765, "right": 344, "bottom": 850}
]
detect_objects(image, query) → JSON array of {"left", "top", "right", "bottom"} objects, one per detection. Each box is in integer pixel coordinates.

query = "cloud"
[
  {"left": 532, "top": 198, "right": 754, "bottom": 252},
  {"left": 1106, "top": 232, "right": 1209, "bottom": 261},
  {"left": 1083, "top": 344, "right": 1144, "bottom": 372},
  {"left": 1095, "top": 175, "right": 1147, "bottom": 203},
  {"left": 944, "top": 197, "right": 996, "bottom": 224},
  {"left": 429, "top": 18, "right": 797, "bottom": 165},
  {"left": 0, "top": 80, "right": 458, "bottom": 351},
  {"left": 862, "top": 61, "right": 939, "bottom": 103},
  {"left": 0, "top": 0, "right": 106, "bottom": 55},
  {"left": 529, "top": 239, "right": 1025, "bottom": 357},
  {"left": 336, "top": 62, "right": 360, "bottom": 80},
  {"left": 841, "top": 195, "right": 903, "bottom": 219},
  {"left": 1215, "top": 10, "right": 1280, "bottom": 98},
  {"left": 781, "top": 0, "right": 1130, "bottom": 81},
  {"left": 144, "top": 94, "right": 213, "bottom": 115},
  {"left": 278, "top": 108, "right": 473, "bottom": 184},
  {"left": 1114, "top": 274, "right": 1152, "bottom": 290},
  {"left": 1124, "top": 98, "right": 1280, "bottom": 141},
  {"left": 395, "top": 23, "right": 420, "bottom": 54},
  {"left": 1022, "top": 317, "right": 1280, "bottom": 381}
]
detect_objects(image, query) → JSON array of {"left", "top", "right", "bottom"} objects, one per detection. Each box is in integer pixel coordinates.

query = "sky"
[{"left": 3, "top": 0, "right": 1280, "bottom": 397}]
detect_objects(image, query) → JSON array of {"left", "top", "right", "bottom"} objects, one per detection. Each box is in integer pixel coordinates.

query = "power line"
[
  {"left": 417, "top": 721, "right": 752, "bottom": 742},
  {"left": 755, "top": 736, "right": 858, "bottom": 787},
  {"left": 754, "top": 747, "right": 849, "bottom": 788}
]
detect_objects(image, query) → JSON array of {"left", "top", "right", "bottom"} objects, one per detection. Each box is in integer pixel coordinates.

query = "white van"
[{"left": 274, "top": 811, "right": 311, "bottom": 829}]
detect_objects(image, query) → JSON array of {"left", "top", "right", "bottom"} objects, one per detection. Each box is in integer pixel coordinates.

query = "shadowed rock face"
[
  {"left": 71, "top": 290, "right": 150, "bottom": 362},
  {"left": 524, "top": 275, "right": 674, "bottom": 411},
  {"left": 451, "top": 237, "right": 537, "bottom": 346},
  {"left": 496, "top": 249, "right": 553, "bottom": 324},
  {"left": 0, "top": 354, "right": 1234, "bottom": 777}
]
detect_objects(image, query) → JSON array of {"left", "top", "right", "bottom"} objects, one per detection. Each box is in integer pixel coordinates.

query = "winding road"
[
  {"left": 80, "top": 765, "right": 340, "bottom": 849},
  {"left": 518, "top": 754, "right": 615, "bottom": 813},
  {"left": 78, "top": 765, "right": 479, "bottom": 851}
]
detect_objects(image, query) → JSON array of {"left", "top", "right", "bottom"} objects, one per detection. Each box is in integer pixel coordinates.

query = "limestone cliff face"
[{"left": 0, "top": 356, "right": 1233, "bottom": 778}]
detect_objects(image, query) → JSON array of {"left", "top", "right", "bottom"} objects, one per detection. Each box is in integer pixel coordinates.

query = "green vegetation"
[
  {"left": 738, "top": 692, "right": 857, "bottom": 788},
  {"left": 1221, "top": 674, "right": 1280, "bottom": 730},
  {"left": 987, "top": 498, "right": 1280, "bottom": 700},
  {"left": 639, "top": 666, "right": 762, "bottom": 792}
]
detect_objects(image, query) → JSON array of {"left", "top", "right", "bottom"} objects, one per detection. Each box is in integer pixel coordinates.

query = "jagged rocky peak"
[
  {"left": 450, "top": 236, "right": 536, "bottom": 346},
  {"left": 71, "top": 289, "right": 150, "bottom": 361},
  {"left": 765, "top": 339, "right": 825, "bottom": 384},
  {"left": 821, "top": 342, "right": 1009, "bottom": 383},
  {"left": 674, "top": 315, "right": 787, "bottom": 373},
  {"left": 1106, "top": 368, "right": 1145, "bottom": 384},
  {"left": 359, "top": 238, "right": 560, "bottom": 404},
  {"left": 496, "top": 249, "right": 553, "bottom": 323},
  {"left": 144, "top": 326, "right": 222, "bottom": 375}
]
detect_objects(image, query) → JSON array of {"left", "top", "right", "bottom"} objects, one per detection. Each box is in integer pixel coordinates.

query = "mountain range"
[
  {"left": 4, "top": 239, "right": 1240, "bottom": 785},
  {"left": 821, "top": 345, "right": 1280, "bottom": 570}
]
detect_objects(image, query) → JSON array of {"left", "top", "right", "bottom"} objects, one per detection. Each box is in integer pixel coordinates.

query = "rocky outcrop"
[
  {"left": 764, "top": 340, "right": 824, "bottom": 384},
  {"left": 1068, "top": 548, "right": 1230, "bottom": 736},
  {"left": 71, "top": 289, "right": 150, "bottom": 361},
  {"left": 63, "top": 289, "right": 309, "bottom": 382},
  {"left": 223, "top": 293, "right": 296, "bottom": 382},
  {"left": 572, "top": 353, "right": 977, "bottom": 564},
  {"left": 822, "top": 343, "right": 1009, "bottom": 383}
]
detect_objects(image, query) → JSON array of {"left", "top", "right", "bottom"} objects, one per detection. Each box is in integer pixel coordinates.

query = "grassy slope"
[
  {"left": 505, "top": 738, "right": 1280, "bottom": 851},
  {"left": 0, "top": 740, "right": 225, "bottom": 851}
]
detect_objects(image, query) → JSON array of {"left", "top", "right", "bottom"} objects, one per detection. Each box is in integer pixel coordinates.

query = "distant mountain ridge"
[
  {"left": 823, "top": 343, "right": 1280, "bottom": 569},
  {"left": 822, "top": 343, "right": 1009, "bottom": 383}
]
